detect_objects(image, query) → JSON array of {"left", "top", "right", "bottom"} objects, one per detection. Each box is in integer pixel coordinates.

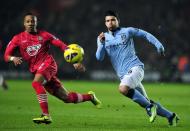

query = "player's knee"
[
  {"left": 118, "top": 86, "right": 129, "bottom": 95},
  {"left": 32, "top": 81, "right": 42, "bottom": 88},
  {"left": 32, "top": 81, "right": 46, "bottom": 94},
  {"left": 119, "top": 86, "right": 135, "bottom": 99}
]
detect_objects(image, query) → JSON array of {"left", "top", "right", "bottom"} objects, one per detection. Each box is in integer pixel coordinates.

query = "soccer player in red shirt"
[{"left": 4, "top": 13, "right": 102, "bottom": 124}]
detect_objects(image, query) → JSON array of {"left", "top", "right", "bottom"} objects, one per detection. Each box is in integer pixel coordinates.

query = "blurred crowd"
[{"left": 0, "top": 0, "right": 190, "bottom": 81}]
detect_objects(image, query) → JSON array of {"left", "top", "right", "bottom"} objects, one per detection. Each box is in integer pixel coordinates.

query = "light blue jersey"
[{"left": 96, "top": 27, "right": 164, "bottom": 80}]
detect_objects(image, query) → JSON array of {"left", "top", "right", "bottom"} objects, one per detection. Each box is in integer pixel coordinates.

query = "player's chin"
[
  {"left": 108, "top": 27, "right": 116, "bottom": 31},
  {"left": 26, "top": 27, "right": 34, "bottom": 33}
]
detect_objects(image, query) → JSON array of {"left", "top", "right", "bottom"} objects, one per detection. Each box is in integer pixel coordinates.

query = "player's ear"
[
  {"left": 104, "top": 20, "right": 107, "bottom": 27},
  {"left": 23, "top": 18, "right": 26, "bottom": 26}
]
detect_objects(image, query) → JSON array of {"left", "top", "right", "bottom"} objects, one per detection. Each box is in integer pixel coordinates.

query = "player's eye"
[
  {"left": 26, "top": 20, "right": 31, "bottom": 23},
  {"left": 26, "top": 20, "right": 34, "bottom": 24},
  {"left": 111, "top": 19, "right": 116, "bottom": 22}
]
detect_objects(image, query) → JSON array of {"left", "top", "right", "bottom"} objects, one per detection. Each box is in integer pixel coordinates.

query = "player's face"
[
  {"left": 24, "top": 15, "right": 37, "bottom": 33},
  {"left": 105, "top": 16, "right": 119, "bottom": 31}
]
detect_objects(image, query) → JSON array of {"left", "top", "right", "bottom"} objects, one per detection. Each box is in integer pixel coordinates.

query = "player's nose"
[{"left": 28, "top": 21, "right": 34, "bottom": 26}]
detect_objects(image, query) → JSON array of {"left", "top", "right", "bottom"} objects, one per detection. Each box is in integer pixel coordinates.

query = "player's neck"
[
  {"left": 109, "top": 27, "right": 120, "bottom": 35},
  {"left": 25, "top": 30, "right": 38, "bottom": 35}
]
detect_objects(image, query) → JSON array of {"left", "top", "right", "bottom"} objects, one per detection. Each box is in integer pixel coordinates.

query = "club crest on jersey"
[
  {"left": 121, "top": 33, "right": 127, "bottom": 40},
  {"left": 26, "top": 44, "right": 41, "bottom": 56}
]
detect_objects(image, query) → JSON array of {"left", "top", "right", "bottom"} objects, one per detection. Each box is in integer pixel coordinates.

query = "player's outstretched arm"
[
  {"left": 48, "top": 33, "right": 68, "bottom": 52},
  {"left": 4, "top": 36, "right": 23, "bottom": 66},
  {"left": 128, "top": 27, "right": 165, "bottom": 56}
]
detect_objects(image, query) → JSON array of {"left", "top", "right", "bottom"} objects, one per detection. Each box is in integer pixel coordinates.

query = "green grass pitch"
[{"left": 0, "top": 80, "right": 189, "bottom": 131}]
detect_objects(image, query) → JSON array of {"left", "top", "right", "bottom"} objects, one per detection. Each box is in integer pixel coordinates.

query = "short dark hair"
[
  {"left": 104, "top": 10, "right": 119, "bottom": 19},
  {"left": 24, "top": 12, "right": 35, "bottom": 17}
]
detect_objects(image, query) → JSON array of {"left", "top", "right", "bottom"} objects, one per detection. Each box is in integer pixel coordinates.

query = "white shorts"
[{"left": 120, "top": 66, "right": 144, "bottom": 89}]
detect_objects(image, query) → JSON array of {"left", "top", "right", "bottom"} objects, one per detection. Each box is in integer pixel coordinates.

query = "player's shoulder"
[
  {"left": 11, "top": 31, "right": 25, "bottom": 41},
  {"left": 121, "top": 27, "right": 137, "bottom": 32},
  {"left": 121, "top": 27, "right": 140, "bottom": 35},
  {"left": 38, "top": 30, "right": 53, "bottom": 38},
  {"left": 39, "top": 30, "right": 58, "bottom": 40},
  {"left": 38, "top": 30, "right": 50, "bottom": 35},
  {"left": 14, "top": 31, "right": 25, "bottom": 37}
]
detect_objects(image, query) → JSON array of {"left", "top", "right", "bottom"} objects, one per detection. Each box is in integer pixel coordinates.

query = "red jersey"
[{"left": 4, "top": 30, "right": 67, "bottom": 73}]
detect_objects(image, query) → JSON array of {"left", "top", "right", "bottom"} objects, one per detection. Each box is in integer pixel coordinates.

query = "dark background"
[{"left": 0, "top": 0, "right": 190, "bottom": 82}]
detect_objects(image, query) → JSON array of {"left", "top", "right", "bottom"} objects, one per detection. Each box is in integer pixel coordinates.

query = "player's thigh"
[
  {"left": 120, "top": 66, "right": 144, "bottom": 89},
  {"left": 33, "top": 73, "right": 45, "bottom": 82},
  {"left": 36, "top": 60, "right": 58, "bottom": 82}
]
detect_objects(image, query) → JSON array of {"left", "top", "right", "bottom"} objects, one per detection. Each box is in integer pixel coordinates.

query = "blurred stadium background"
[{"left": 0, "top": 0, "right": 190, "bottom": 82}]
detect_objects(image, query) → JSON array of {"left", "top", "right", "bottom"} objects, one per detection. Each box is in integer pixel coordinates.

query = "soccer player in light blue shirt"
[{"left": 96, "top": 10, "right": 179, "bottom": 126}]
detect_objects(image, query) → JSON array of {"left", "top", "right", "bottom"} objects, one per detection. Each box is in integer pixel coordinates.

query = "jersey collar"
[{"left": 108, "top": 27, "right": 121, "bottom": 36}]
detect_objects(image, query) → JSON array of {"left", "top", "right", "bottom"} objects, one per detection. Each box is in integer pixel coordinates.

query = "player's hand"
[
  {"left": 157, "top": 46, "right": 165, "bottom": 56},
  {"left": 12, "top": 57, "right": 23, "bottom": 66},
  {"left": 73, "top": 63, "right": 86, "bottom": 72},
  {"left": 98, "top": 32, "right": 105, "bottom": 43}
]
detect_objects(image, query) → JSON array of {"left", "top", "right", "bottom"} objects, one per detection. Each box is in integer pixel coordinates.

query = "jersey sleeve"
[
  {"left": 96, "top": 37, "right": 106, "bottom": 61},
  {"left": 128, "top": 27, "right": 165, "bottom": 53},
  {"left": 47, "top": 32, "right": 68, "bottom": 52},
  {"left": 4, "top": 36, "right": 19, "bottom": 62}
]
